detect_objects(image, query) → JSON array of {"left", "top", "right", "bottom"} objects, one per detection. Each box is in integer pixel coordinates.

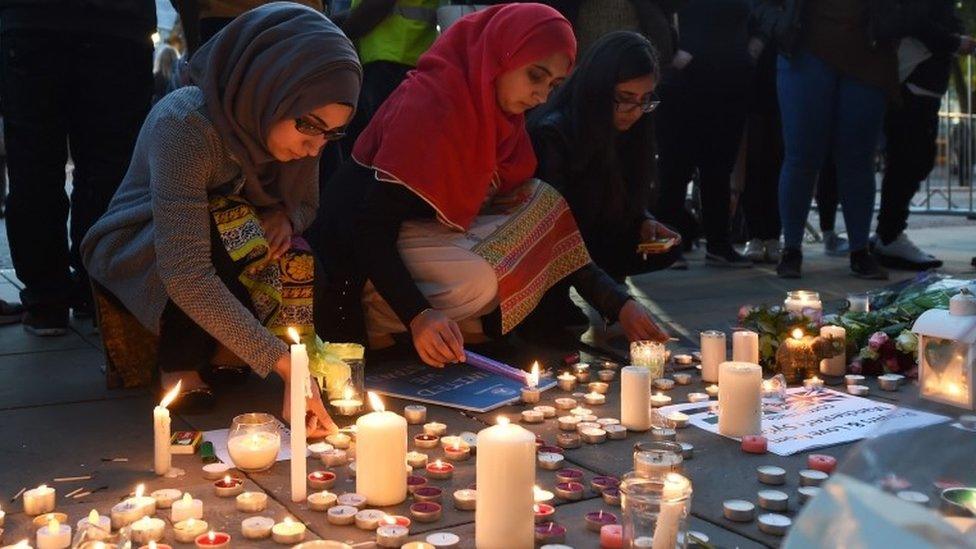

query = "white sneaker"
[
  {"left": 874, "top": 233, "right": 943, "bottom": 270},
  {"left": 743, "top": 239, "right": 766, "bottom": 262},
  {"left": 764, "top": 239, "right": 781, "bottom": 263}
]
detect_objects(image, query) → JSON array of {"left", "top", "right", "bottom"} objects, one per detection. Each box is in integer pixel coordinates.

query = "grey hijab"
[{"left": 188, "top": 2, "right": 362, "bottom": 209}]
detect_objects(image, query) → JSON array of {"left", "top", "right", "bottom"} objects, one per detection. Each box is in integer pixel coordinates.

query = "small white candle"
[
  {"left": 476, "top": 416, "right": 535, "bottom": 549},
  {"left": 357, "top": 392, "right": 408, "bottom": 506},
  {"left": 36, "top": 517, "right": 70, "bottom": 549},
  {"left": 700, "top": 331, "right": 726, "bottom": 383},
  {"left": 621, "top": 366, "right": 652, "bottom": 431},
  {"left": 732, "top": 331, "right": 759, "bottom": 364},
  {"left": 522, "top": 362, "right": 542, "bottom": 403},
  {"left": 325, "top": 432, "right": 352, "bottom": 449},
  {"left": 23, "top": 485, "right": 55, "bottom": 516},
  {"left": 77, "top": 509, "right": 111, "bottom": 541},
  {"left": 584, "top": 392, "right": 606, "bottom": 406},
  {"left": 171, "top": 492, "right": 203, "bottom": 523},
  {"left": 377, "top": 520, "right": 409, "bottom": 548},
  {"left": 650, "top": 393, "right": 672, "bottom": 407},
  {"left": 687, "top": 392, "right": 710, "bottom": 403},
  {"left": 271, "top": 517, "right": 305, "bottom": 544},
  {"left": 154, "top": 381, "right": 181, "bottom": 476},
  {"left": 404, "top": 405, "right": 427, "bottom": 424},
  {"left": 151, "top": 488, "right": 183, "bottom": 509},
  {"left": 819, "top": 325, "right": 846, "bottom": 377},
  {"left": 803, "top": 376, "right": 824, "bottom": 390},
  {"left": 130, "top": 516, "right": 165, "bottom": 544},
  {"left": 329, "top": 386, "right": 364, "bottom": 416},
  {"left": 235, "top": 491, "right": 268, "bottom": 513},
  {"left": 240, "top": 516, "right": 273, "bottom": 540},
  {"left": 718, "top": 362, "right": 763, "bottom": 437},
  {"left": 423, "top": 422, "right": 448, "bottom": 437},
  {"left": 173, "top": 518, "right": 209, "bottom": 543},
  {"left": 705, "top": 384, "right": 719, "bottom": 398},
  {"left": 354, "top": 509, "right": 387, "bottom": 530},
  {"left": 288, "top": 327, "right": 309, "bottom": 503}
]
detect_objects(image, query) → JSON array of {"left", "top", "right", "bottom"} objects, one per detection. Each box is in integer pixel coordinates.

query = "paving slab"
[{"left": 0, "top": 322, "right": 96, "bottom": 358}]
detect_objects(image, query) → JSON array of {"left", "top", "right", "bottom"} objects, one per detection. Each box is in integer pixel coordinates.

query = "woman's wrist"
[{"left": 274, "top": 353, "right": 291, "bottom": 380}]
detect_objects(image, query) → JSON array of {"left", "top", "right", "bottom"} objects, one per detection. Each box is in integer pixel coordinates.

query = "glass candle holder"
[
  {"left": 846, "top": 293, "right": 870, "bottom": 313},
  {"left": 630, "top": 341, "right": 666, "bottom": 380},
  {"left": 227, "top": 413, "right": 281, "bottom": 472},
  {"left": 633, "top": 441, "right": 684, "bottom": 480},
  {"left": 784, "top": 290, "right": 822, "bottom": 322},
  {"left": 327, "top": 344, "right": 366, "bottom": 416},
  {"left": 619, "top": 472, "right": 692, "bottom": 549}
]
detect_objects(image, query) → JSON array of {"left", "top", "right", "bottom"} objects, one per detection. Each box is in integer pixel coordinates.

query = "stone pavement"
[{"left": 0, "top": 221, "right": 973, "bottom": 548}]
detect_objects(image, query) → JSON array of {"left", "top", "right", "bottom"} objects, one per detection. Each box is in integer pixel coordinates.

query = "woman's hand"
[
  {"left": 275, "top": 355, "right": 338, "bottom": 438},
  {"left": 618, "top": 300, "right": 669, "bottom": 343},
  {"left": 409, "top": 308, "right": 466, "bottom": 367},
  {"left": 640, "top": 219, "right": 682, "bottom": 246},
  {"left": 259, "top": 208, "right": 294, "bottom": 260}
]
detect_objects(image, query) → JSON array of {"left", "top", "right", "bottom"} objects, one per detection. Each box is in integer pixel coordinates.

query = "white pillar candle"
[
  {"left": 77, "top": 510, "right": 111, "bottom": 541},
  {"left": 700, "top": 331, "right": 726, "bottom": 383},
  {"left": 288, "top": 328, "right": 309, "bottom": 503},
  {"left": 22, "top": 485, "right": 55, "bottom": 516},
  {"left": 356, "top": 392, "right": 408, "bottom": 506},
  {"left": 652, "top": 473, "right": 691, "bottom": 549},
  {"left": 718, "top": 362, "right": 763, "bottom": 437},
  {"left": 819, "top": 325, "right": 846, "bottom": 377},
  {"left": 36, "top": 517, "right": 70, "bottom": 549},
  {"left": 476, "top": 416, "right": 535, "bottom": 549},
  {"left": 621, "top": 366, "right": 651, "bottom": 432},
  {"left": 171, "top": 493, "right": 203, "bottom": 523},
  {"left": 732, "top": 331, "right": 759, "bottom": 364},
  {"left": 154, "top": 381, "right": 181, "bottom": 476}
]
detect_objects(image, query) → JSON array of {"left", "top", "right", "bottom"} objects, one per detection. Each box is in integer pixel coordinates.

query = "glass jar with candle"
[
  {"left": 784, "top": 290, "right": 822, "bottom": 322},
  {"left": 619, "top": 472, "right": 692, "bottom": 549},
  {"left": 326, "top": 344, "right": 366, "bottom": 416},
  {"left": 633, "top": 441, "right": 683, "bottom": 479},
  {"left": 630, "top": 341, "right": 666, "bottom": 380},
  {"left": 227, "top": 413, "right": 281, "bottom": 472}
]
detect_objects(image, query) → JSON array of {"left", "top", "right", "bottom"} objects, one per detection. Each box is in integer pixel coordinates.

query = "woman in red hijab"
[{"left": 316, "top": 3, "right": 669, "bottom": 367}]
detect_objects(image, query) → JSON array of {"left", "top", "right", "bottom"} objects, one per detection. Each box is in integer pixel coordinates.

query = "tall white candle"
[
  {"left": 732, "top": 331, "right": 759, "bottom": 364},
  {"left": 718, "top": 362, "right": 762, "bottom": 437},
  {"left": 356, "top": 392, "right": 408, "bottom": 506},
  {"left": 700, "top": 331, "right": 726, "bottom": 383},
  {"left": 819, "top": 325, "right": 846, "bottom": 377},
  {"left": 621, "top": 366, "right": 651, "bottom": 432},
  {"left": 154, "top": 381, "right": 181, "bottom": 476},
  {"left": 652, "top": 473, "right": 691, "bottom": 549},
  {"left": 476, "top": 416, "right": 535, "bottom": 549},
  {"left": 288, "top": 328, "right": 309, "bottom": 503}
]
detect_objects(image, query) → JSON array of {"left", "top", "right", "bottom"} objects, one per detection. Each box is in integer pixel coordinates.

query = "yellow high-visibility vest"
[{"left": 352, "top": 0, "right": 440, "bottom": 67}]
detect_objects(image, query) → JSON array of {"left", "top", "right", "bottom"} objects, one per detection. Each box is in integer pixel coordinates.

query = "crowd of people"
[{"left": 0, "top": 0, "right": 969, "bottom": 426}]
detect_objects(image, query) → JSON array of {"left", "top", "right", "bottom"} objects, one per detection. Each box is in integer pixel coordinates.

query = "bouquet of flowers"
[{"left": 850, "top": 330, "right": 919, "bottom": 378}]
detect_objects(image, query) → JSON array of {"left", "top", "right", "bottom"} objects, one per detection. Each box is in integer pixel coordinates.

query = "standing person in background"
[
  {"left": 872, "top": 0, "right": 972, "bottom": 270},
  {"left": 172, "top": 0, "right": 324, "bottom": 54},
  {"left": 815, "top": 159, "right": 850, "bottom": 257},
  {"left": 0, "top": 0, "right": 154, "bottom": 334},
  {"left": 653, "top": 0, "right": 755, "bottom": 269},
  {"left": 152, "top": 45, "right": 182, "bottom": 105},
  {"left": 755, "top": 0, "right": 896, "bottom": 280}
]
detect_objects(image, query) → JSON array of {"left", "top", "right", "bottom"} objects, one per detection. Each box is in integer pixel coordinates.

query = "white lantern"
[{"left": 912, "top": 289, "right": 976, "bottom": 410}]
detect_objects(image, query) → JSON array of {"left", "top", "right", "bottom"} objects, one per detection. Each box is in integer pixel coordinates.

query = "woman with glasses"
[{"left": 81, "top": 5, "right": 361, "bottom": 429}]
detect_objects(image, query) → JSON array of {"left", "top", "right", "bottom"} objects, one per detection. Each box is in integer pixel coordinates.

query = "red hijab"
[{"left": 352, "top": 3, "right": 577, "bottom": 231}]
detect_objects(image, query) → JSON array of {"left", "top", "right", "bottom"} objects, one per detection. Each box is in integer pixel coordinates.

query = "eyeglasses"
[
  {"left": 613, "top": 96, "right": 661, "bottom": 114},
  {"left": 294, "top": 117, "right": 347, "bottom": 140}
]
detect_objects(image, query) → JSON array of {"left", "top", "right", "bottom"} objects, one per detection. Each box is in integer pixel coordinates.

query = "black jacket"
[{"left": 0, "top": 0, "right": 156, "bottom": 42}]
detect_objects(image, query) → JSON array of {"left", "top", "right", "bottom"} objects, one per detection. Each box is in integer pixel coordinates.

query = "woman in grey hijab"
[{"left": 82, "top": 3, "right": 362, "bottom": 432}]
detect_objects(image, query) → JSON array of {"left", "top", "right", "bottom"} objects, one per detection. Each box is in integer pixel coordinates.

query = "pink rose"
[
  {"left": 738, "top": 305, "right": 755, "bottom": 323},
  {"left": 868, "top": 332, "right": 889, "bottom": 351}
]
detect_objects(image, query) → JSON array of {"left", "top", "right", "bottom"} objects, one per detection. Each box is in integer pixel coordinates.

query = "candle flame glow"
[
  {"left": 149, "top": 541, "right": 157, "bottom": 549},
  {"left": 160, "top": 379, "right": 182, "bottom": 408},
  {"left": 367, "top": 391, "right": 385, "bottom": 412},
  {"left": 284, "top": 516, "right": 293, "bottom": 525},
  {"left": 135, "top": 484, "right": 145, "bottom": 498},
  {"left": 527, "top": 361, "right": 540, "bottom": 388},
  {"left": 88, "top": 509, "right": 99, "bottom": 523},
  {"left": 48, "top": 517, "right": 60, "bottom": 531},
  {"left": 182, "top": 492, "right": 192, "bottom": 503},
  {"left": 497, "top": 415, "right": 510, "bottom": 426},
  {"left": 288, "top": 327, "right": 301, "bottom": 345},
  {"left": 791, "top": 328, "right": 804, "bottom": 340},
  {"left": 208, "top": 531, "right": 216, "bottom": 541},
  {"left": 344, "top": 386, "right": 354, "bottom": 400},
  {"left": 384, "top": 516, "right": 396, "bottom": 526}
]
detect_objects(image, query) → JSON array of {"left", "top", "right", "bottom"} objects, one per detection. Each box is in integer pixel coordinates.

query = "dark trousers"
[
  {"left": 0, "top": 29, "right": 152, "bottom": 310},
  {"left": 655, "top": 81, "right": 748, "bottom": 249},
  {"left": 816, "top": 157, "right": 839, "bottom": 232},
  {"left": 877, "top": 90, "right": 942, "bottom": 244},
  {"left": 741, "top": 109, "right": 783, "bottom": 240}
]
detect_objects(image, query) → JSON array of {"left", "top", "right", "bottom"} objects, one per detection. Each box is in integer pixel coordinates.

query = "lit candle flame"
[
  {"left": 284, "top": 516, "right": 293, "bottom": 525},
  {"left": 181, "top": 493, "right": 192, "bottom": 504},
  {"left": 527, "top": 361, "right": 540, "bottom": 389},
  {"left": 149, "top": 541, "right": 157, "bottom": 549},
  {"left": 343, "top": 386, "right": 354, "bottom": 400},
  {"left": 48, "top": 517, "right": 60, "bottom": 532},
  {"left": 433, "top": 459, "right": 444, "bottom": 468},
  {"left": 791, "top": 328, "right": 804, "bottom": 340},
  {"left": 368, "top": 391, "right": 384, "bottom": 412},
  {"left": 187, "top": 518, "right": 196, "bottom": 527},
  {"left": 88, "top": 509, "right": 99, "bottom": 524},
  {"left": 288, "top": 327, "right": 301, "bottom": 345},
  {"left": 159, "top": 379, "right": 182, "bottom": 408},
  {"left": 135, "top": 484, "right": 145, "bottom": 498},
  {"left": 497, "top": 415, "right": 510, "bottom": 426},
  {"left": 208, "top": 531, "right": 216, "bottom": 542},
  {"left": 383, "top": 516, "right": 396, "bottom": 526},
  {"left": 94, "top": 543, "right": 105, "bottom": 549}
]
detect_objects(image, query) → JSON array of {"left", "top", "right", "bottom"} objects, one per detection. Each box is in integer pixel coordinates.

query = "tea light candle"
[
  {"left": 799, "top": 469, "right": 829, "bottom": 487},
  {"left": 605, "top": 424, "right": 627, "bottom": 439},
  {"left": 413, "top": 434, "right": 439, "bottom": 450},
  {"left": 36, "top": 517, "right": 70, "bottom": 549},
  {"left": 174, "top": 519, "right": 209, "bottom": 543},
  {"left": 588, "top": 381, "right": 609, "bottom": 395},
  {"left": 538, "top": 452, "right": 565, "bottom": 470},
  {"left": 320, "top": 449, "right": 348, "bottom": 467},
  {"left": 534, "top": 405, "right": 556, "bottom": 419},
  {"left": 732, "top": 330, "right": 759, "bottom": 364},
  {"left": 194, "top": 531, "right": 230, "bottom": 548},
  {"left": 573, "top": 363, "right": 591, "bottom": 382},
  {"left": 621, "top": 366, "right": 652, "bottom": 431},
  {"left": 653, "top": 378, "right": 675, "bottom": 391},
  {"left": 580, "top": 427, "right": 607, "bottom": 444},
  {"left": 584, "top": 392, "right": 606, "bottom": 406},
  {"left": 201, "top": 462, "right": 232, "bottom": 480},
  {"left": 556, "top": 372, "right": 577, "bottom": 392},
  {"left": 325, "top": 432, "right": 352, "bottom": 449},
  {"left": 240, "top": 516, "right": 272, "bottom": 540},
  {"left": 453, "top": 489, "right": 477, "bottom": 511},
  {"left": 337, "top": 493, "right": 367, "bottom": 509},
  {"left": 845, "top": 374, "right": 866, "bottom": 386},
  {"left": 533, "top": 503, "right": 555, "bottom": 523},
  {"left": 651, "top": 427, "right": 677, "bottom": 441},
  {"left": 444, "top": 440, "right": 471, "bottom": 462},
  {"left": 577, "top": 421, "right": 601, "bottom": 432},
  {"left": 741, "top": 435, "right": 768, "bottom": 454},
  {"left": 878, "top": 374, "right": 901, "bottom": 391},
  {"left": 591, "top": 476, "right": 620, "bottom": 493},
  {"left": 848, "top": 384, "right": 869, "bottom": 396},
  {"left": 798, "top": 486, "right": 821, "bottom": 504},
  {"left": 650, "top": 393, "right": 672, "bottom": 407},
  {"left": 718, "top": 361, "right": 762, "bottom": 437},
  {"left": 354, "top": 509, "right": 387, "bottom": 530},
  {"left": 521, "top": 409, "right": 545, "bottom": 423},
  {"left": 665, "top": 411, "right": 688, "bottom": 429},
  {"left": 171, "top": 493, "right": 203, "bottom": 523},
  {"left": 688, "top": 392, "right": 710, "bottom": 403},
  {"left": 271, "top": 517, "right": 305, "bottom": 544},
  {"left": 130, "top": 516, "right": 165, "bottom": 544},
  {"left": 307, "top": 471, "right": 336, "bottom": 490},
  {"left": 407, "top": 475, "right": 428, "bottom": 494},
  {"left": 413, "top": 486, "right": 443, "bottom": 503},
  {"left": 307, "top": 491, "right": 337, "bottom": 511},
  {"left": 758, "top": 513, "right": 792, "bottom": 536},
  {"left": 585, "top": 510, "right": 618, "bottom": 532},
  {"left": 556, "top": 468, "right": 585, "bottom": 483},
  {"left": 402, "top": 404, "right": 427, "bottom": 425},
  {"left": 557, "top": 415, "right": 580, "bottom": 431},
  {"left": 723, "top": 500, "right": 756, "bottom": 522},
  {"left": 329, "top": 386, "right": 364, "bottom": 416},
  {"left": 673, "top": 373, "right": 692, "bottom": 385},
  {"left": 235, "top": 491, "right": 268, "bottom": 513},
  {"left": 423, "top": 422, "right": 448, "bottom": 437},
  {"left": 307, "top": 441, "right": 333, "bottom": 458},
  {"left": 600, "top": 524, "right": 623, "bottom": 548},
  {"left": 426, "top": 459, "right": 454, "bottom": 480},
  {"left": 426, "top": 532, "right": 460, "bottom": 548},
  {"left": 896, "top": 491, "right": 930, "bottom": 505},
  {"left": 757, "top": 465, "right": 786, "bottom": 485},
  {"left": 556, "top": 432, "right": 581, "bottom": 449},
  {"left": 326, "top": 505, "right": 358, "bottom": 525},
  {"left": 679, "top": 441, "right": 694, "bottom": 459},
  {"left": 23, "top": 485, "right": 55, "bottom": 516},
  {"left": 554, "top": 397, "right": 577, "bottom": 410},
  {"left": 758, "top": 490, "right": 789, "bottom": 511},
  {"left": 674, "top": 354, "right": 693, "bottom": 366},
  {"left": 407, "top": 451, "right": 428, "bottom": 469},
  {"left": 533, "top": 486, "right": 555, "bottom": 504},
  {"left": 598, "top": 369, "right": 616, "bottom": 381},
  {"left": 807, "top": 454, "right": 837, "bottom": 474},
  {"left": 409, "top": 502, "right": 442, "bottom": 523},
  {"left": 554, "top": 481, "right": 584, "bottom": 501},
  {"left": 213, "top": 475, "right": 244, "bottom": 497},
  {"left": 522, "top": 362, "right": 542, "bottom": 403},
  {"left": 110, "top": 501, "right": 144, "bottom": 530},
  {"left": 76, "top": 510, "right": 110, "bottom": 541},
  {"left": 700, "top": 330, "right": 726, "bottom": 383},
  {"left": 534, "top": 523, "right": 566, "bottom": 544},
  {"left": 603, "top": 487, "right": 622, "bottom": 506},
  {"left": 376, "top": 522, "right": 409, "bottom": 548},
  {"left": 803, "top": 376, "right": 824, "bottom": 390}
]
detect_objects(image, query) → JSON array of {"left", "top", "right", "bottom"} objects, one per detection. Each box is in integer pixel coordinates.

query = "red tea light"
[
  {"left": 591, "top": 476, "right": 620, "bottom": 494},
  {"left": 534, "top": 522, "right": 567, "bottom": 544},
  {"left": 600, "top": 524, "right": 623, "bottom": 548},
  {"left": 585, "top": 510, "right": 618, "bottom": 532},
  {"left": 602, "top": 486, "right": 621, "bottom": 507},
  {"left": 443, "top": 442, "right": 471, "bottom": 462},
  {"left": 194, "top": 531, "right": 231, "bottom": 548},
  {"left": 414, "top": 433, "right": 440, "bottom": 449},
  {"left": 412, "top": 486, "right": 443, "bottom": 503},
  {"left": 425, "top": 460, "right": 454, "bottom": 480},
  {"left": 742, "top": 435, "right": 768, "bottom": 454},
  {"left": 307, "top": 470, "right": 336, "bottom": 490},
  {"left": 807, "top": 454, "right": 837, "bottom": 474},
  {"left": 390, "top": 515, "right": 411, "bottom": 528},
  {"left": 533, "top": 503, "right": 555, "bottom": 523},
  {"left": 556, "top": 432, "right": 581, "bottom": 449},
  {"left": 409, "top": 502, "right": 442, "bottom": 523},
  {"left": 538, "top": 445, "right": 564, "bottom": 455},
  {"left": 407, "top": 475, "right": 428, "bottom": 494},
  {"left": 213, "top": 476, "right": 244, "bottom": 497},
  {"left": 554, "top": 481, "right": 585, "bottom": 501},
  {"left": 555, "top": 468, "right": 585, "bottom": 483}
]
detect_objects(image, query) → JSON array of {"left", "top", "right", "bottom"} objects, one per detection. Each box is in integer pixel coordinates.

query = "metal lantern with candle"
[
  {"left": 912, "top": 288, "right": 976, "bottom": 410},
  {"left": 776, "top": 328, "right": 842, "bottom": 384}
]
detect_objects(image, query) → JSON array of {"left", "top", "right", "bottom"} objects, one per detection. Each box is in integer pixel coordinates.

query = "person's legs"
[
  {"left": 67, "top": 32, "right": 153, "bottom": 315},
  {"left": 1, "top": 30, "right": 73, "bottom": 331},
  {"left": 654, "top": 83, "right": 698, "bottom": 262},
  {"left": 815, "top": 156, "right": 849, "bottom": 256},
  {"left": 776, "top": 51, "right": 836, "bottom": 277},
  {"left": 742, "top": 108, "right": 784, "bottom": 262}
]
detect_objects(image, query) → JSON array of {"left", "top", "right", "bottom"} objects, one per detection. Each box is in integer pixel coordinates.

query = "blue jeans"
[{"left": 777, "top": 51, "right": 885, "bottom": 251}]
